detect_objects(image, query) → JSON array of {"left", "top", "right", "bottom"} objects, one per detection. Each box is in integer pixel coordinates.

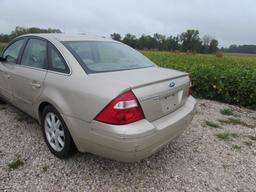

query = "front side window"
[
  {"left": 3, "top": 39, "right": 25, "bottom": 63},
  {"left": 63, "top": 41, "right": 154, "bottom": 73},
  {"left": 21, "top": 39, "right": 47, "bottom": 69},
  {"left": 48, "top": 44, "right": 70, "bottom": 74}
]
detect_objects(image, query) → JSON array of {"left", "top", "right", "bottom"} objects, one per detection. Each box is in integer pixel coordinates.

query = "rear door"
[{"left": 10, "top": 38, "right": 47, "bottom": 116}]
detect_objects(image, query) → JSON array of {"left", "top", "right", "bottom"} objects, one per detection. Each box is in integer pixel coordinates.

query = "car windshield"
[{"left": 62, "top": 41, "right": 154, "bottom": 73}]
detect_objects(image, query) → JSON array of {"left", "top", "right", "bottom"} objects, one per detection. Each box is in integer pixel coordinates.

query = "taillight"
[
  {"left": 188, "top": 76, "right": 192, "bottom": 96},
  {"left": 95, "top": 90, "right": 145, "bottom": 125}
]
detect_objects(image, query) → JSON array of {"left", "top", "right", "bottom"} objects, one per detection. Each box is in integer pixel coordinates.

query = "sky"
[{"left": 0, "top": 0, "right": 255, "bottom": 47}]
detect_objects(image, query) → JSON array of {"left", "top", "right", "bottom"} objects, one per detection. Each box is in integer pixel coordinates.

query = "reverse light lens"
[
  {"left": 114, "top": 100, "right": 138, "bottom": 109},
  {"left": 95, "top": 90, "right": 145, "bottom": 125}
]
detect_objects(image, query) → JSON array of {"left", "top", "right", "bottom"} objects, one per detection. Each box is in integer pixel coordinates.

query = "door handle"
[{"left": 31, "top": 82, "right": 41, "bottom": 88}]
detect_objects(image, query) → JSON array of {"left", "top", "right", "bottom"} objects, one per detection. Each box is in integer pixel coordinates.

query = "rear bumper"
[{"left": 65, "top": 96, "right": 196, "bottom": 162}]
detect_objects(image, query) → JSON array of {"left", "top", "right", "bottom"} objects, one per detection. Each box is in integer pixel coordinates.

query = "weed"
[
  {"left": 216, "top": 132, "right": 239, "bottom": 141},
  {"left": 218, "top": 118, "right": 252, "bottom": 128},
  {"left": 42, "top": 165, "right": 48, "bottom": 172},
  {"left": 205, "top": 120, "right": 221, "bottom": 128},
  {"left": 220, "top": 108, "right": 234, "bottom": 116},
  {"left": 8, "top": 157, "right": 24, "bottom": 170},
  {"left": 232, "top": 145, "right": 241, "bottom": 150}
]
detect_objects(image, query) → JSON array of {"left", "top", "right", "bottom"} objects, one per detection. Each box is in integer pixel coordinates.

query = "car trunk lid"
[
  {"left": 132, "top": 75, "right": 189, "bottom": 121},
  {"left": 90, "top": 67, "right": 190, "bottom": 122}
]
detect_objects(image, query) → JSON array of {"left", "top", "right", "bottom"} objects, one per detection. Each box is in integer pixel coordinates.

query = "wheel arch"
[{"left": 37, "top": 100, "right": 64, "bottom": 125}]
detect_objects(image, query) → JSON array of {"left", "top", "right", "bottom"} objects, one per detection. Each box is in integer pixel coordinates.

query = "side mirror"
[{"left": 0, "top": 56, "right": 6, "bottom": 62}]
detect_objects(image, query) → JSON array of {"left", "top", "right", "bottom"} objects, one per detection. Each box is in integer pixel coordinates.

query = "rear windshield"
[{"left": 62, "top": 41, "right": 154, "bottom": 73}]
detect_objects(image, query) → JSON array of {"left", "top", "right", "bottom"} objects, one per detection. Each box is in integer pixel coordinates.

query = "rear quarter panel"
[{"left": 37, "top": 71, "right": 128, "bottom": 123}]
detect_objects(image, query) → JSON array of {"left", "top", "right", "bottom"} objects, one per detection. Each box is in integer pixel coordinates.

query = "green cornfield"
[
  {"left": 142, "top": 51, "right": 256, "bottom": 109},
  {"left": 0, "top": 42, "right": 7, "bottom": 53}
]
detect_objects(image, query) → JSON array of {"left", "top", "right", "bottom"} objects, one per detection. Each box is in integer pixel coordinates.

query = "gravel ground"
[{"left": 0, "top": 99, "right": 256, "bottom": 192}]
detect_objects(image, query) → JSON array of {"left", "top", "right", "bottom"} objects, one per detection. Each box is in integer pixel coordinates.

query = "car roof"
[{"left": 20, "top": 33, "right": 116, "bottom": 42}]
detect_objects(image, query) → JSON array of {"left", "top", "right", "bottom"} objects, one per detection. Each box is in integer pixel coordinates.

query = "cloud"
[{"left": 0, "top": 0, "right": 255, "bottom": 46}]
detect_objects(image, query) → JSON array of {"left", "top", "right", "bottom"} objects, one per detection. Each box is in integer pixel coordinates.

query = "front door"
[{"left": 0, "top": 38, "right": 26, "bottom": 102}]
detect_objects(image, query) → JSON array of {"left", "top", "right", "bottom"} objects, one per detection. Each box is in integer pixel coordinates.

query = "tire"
[{"left": 42, "top": 105, "right": 76, "bottom": 158}]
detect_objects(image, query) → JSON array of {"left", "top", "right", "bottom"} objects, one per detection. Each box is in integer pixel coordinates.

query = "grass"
[
  {"left": 8, "top": 157, "right": 24, "bottom": 170},
  {"left": 205, "top": 120, "right": 221, "bottom": 128},
  {"left": 216, "top": 132, "right": 239, "bottom": 141},
  {"left": 218, "top": 118, "right": 252, "bottom": 128},
  {"left": 220, "top": 108, "right": 234, "bottom": 116}
]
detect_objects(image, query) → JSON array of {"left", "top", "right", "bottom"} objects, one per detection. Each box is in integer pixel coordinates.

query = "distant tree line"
[
  {"left": 2, "top": 26, "right": 256, "bottom": 54},
  {"left": 0, "top": 26, "right": 61, "bottom": 42},
  {"left": 111, "top": 29, "right": 219, "bottom": 53},
  {"left": 1, "top": 27, "right": 220, "bottom": 53},
  {"left": 0, "top": 27, "right": 218, "bottom": 54},
  {"left": 220, "top": 44, "right": 256, "bottom": 54}
]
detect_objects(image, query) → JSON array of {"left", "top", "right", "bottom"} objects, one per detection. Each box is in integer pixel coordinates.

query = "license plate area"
[{"left": 160, "top": 90, "right": 183, "bottom": 113}]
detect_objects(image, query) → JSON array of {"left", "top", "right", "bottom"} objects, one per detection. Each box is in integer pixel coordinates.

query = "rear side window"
[
  {"left": 21, "top": 39, "right": 47, "bottom": 69},
  {"left": 3, "top": 39, "right": 25, "bottom": 64},
  {"left": 48, "top": 44, "right": 70, "bottom": 74}
]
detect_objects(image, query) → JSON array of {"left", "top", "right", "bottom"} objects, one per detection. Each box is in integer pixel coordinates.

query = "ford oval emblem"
[{"left": 169, "top": 81, "right": 176, "bottom": 88}]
